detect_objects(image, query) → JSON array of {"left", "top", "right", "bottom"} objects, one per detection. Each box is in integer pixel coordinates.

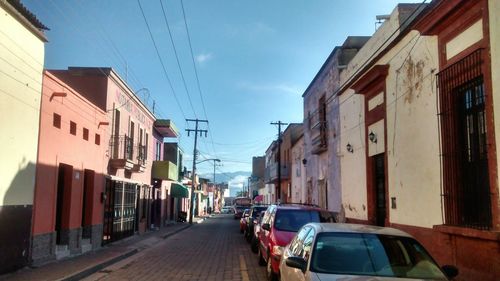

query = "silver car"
[{"left": 279, "top": 223, "right": 458, "bottom": 281}]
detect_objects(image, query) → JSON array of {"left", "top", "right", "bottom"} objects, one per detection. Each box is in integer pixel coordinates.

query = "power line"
[
  {"left": 158, "top": 0, "right": 197, "bottom": 119},
  {"left": 180, "top": 0, "right": 219, "bottom": 160},
  {"left": 136, "top": 0, "right": 189, "bottom": 120}
]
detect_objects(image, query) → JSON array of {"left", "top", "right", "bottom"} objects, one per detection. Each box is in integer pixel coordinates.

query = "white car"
[
  {"left": 279, "top": 223, "right": 459, "bottom": 281},
  {"left": 221, "top": 206, "right": 233, "bottom": 214}
]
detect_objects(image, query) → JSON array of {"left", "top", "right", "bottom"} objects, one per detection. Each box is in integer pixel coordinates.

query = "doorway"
[
  {"left": 373, "top": 154, "right": 386, "bottom": 226},
  {"left": 82, "top": 169, "right": 94, "bottom": 239},
  {"left": 56, "top": 163, "right": 73, "bottom": 244}
]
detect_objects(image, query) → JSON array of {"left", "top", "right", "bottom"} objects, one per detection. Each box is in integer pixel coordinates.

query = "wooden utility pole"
[
  {"left": 271, "top": 121, "right": 287, "bottom": 202},
  {"left": 186, "top": 118, "right": 208, "bottom": 224}
]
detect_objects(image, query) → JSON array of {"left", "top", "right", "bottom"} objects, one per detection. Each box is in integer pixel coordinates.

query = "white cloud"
[{"left": 195, "top": 53, "right": 213, "bottom": 64}]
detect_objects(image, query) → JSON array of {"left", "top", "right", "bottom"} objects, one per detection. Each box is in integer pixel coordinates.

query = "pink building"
[
  {"left": 48, "top": 67, "right": 178, "bottom": 244},
  {"left": 32, "top": 71, "right": 108, "bottom": 264}
]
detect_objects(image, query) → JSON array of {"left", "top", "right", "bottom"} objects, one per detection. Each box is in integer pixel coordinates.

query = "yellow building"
[{"left": 0, "top": 0, "right": 47, "bottom": 274}]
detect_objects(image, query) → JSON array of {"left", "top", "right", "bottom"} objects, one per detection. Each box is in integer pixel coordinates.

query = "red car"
[
  {"left": 257, "top": 204, "right": 336, "bottom": 281},
  {"left": 239, "top": 209, "right": 250, "bottom": 233}
]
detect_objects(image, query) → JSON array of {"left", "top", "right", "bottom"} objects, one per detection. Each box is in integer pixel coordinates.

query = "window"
[
  {"left": 70, "top": 121, "right": 77, "bottom": 135},
  {"left": 318, "top": 95, "right": 327, "bottom": 146},
  {"left": 437, "top": 49, "right": 491, "bottom": 230},
  {"left": 53, "top": 113, "right": 61, "bottom": 129},
  {"left": 145, "top": 133, "right": 149, "bottom": 160},
  {"left": 83, "top": 128, "right": 89, "bottom": 141},
  {"left": 155, "top": 141, "right": 161, "bottom": 161},
  {"left": 95, "top": 134, "right": 100, "bottom": 145}
]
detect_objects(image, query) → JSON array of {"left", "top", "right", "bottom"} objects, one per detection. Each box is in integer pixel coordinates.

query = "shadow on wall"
[{"left": 0, "top": 159, "right": 36, "bottom": 274}]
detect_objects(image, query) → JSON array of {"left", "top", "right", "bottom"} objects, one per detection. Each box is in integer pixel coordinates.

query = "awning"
[{"left": 171, "top": 183, "right": 189, "bottom": 198}]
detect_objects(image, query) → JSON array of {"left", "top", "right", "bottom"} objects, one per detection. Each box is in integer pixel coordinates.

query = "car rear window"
[
  {"left": 274, "top": 210, "right": 316, "bottom": 232},
  {"left": 251, "top": 206, "right": 268, "bottom": 218}
]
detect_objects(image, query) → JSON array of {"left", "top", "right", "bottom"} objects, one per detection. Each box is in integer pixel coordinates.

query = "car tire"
[
  {"left": 258, "top": 246, "right": 266, "bottom": 266},
  {"left": 266, "top": 254, "right": 278, "bottom": 281},
  {"left": 251, "top": 236, "right": 258, "bottom": 253}
]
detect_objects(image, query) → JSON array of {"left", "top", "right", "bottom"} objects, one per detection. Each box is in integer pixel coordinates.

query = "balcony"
[
  {"left": 109, "top": 135, "right": 135, "bottom": 170},
  {"left": 154, "top": 119, "right": 179, "bottom": 138},
  {"left": 310, "top": 120, "right": 328, "bottom": 155},
  {"left": 152, "top": 160, "right": 178, "bottom": 181},
  {"left": 265, "top": 162, "right": 290, "bottom": 183},
  {"left": 131, "top": 145, "right": 147, "bottom": 173}
]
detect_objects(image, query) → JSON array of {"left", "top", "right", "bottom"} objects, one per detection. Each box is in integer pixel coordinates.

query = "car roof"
[
  {"left": 272, "top": 203, "right": 325, "bottom": 211},
  {"left": 306, "top": 223, "right": 413, "bottom": 238}
]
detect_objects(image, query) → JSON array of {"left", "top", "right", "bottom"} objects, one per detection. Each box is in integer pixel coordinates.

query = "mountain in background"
[{"left": 198, "top": 171, "right": 251, "bottom": 184}]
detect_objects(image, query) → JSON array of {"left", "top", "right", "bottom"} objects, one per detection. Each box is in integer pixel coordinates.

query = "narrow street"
[{"left": 84, "top": 215, "right": 267, "bottom": 281}]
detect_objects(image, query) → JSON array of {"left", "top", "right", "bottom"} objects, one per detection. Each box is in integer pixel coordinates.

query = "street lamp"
[{"left": 195, "top": 158, "right": 221, "bottom": 214}]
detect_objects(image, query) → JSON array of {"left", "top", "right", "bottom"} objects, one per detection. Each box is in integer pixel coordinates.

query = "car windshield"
[
  {"left": 251, "top": 206, "right": 268, "bottom": 218},
  {"left": 274, "top": 210, "right": 321, "bottom": 232},
  {"left": 310, "top": 233, "right": 447, "bottom": 280}
]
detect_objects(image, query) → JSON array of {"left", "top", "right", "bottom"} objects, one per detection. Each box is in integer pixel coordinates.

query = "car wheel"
[
  {"left": 258, "top": 246, "right": 266, "bottom": 266},
  {"left": 266, "top": 254, "right": 278, "bottom": 281},
  {"left": 251, "top": 236, "right": 258, "bottom": 253}
]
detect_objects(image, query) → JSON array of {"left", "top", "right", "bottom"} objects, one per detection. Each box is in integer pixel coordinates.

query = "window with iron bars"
[{"left": 437, "top": 48, "right": 492, "bottom": 230}]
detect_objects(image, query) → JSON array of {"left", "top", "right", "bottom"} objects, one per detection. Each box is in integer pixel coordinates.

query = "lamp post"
[{"left": 196, "top": 158, "right": 221, "bottom": 213}]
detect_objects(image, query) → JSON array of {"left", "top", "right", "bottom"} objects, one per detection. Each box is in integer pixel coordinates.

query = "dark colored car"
[
  {"left": 239, "top": 209, "right": 250, "bottom": 233},
  {"left": 251, "top": 210, "right": 266, "bottom": 253},
  {"left": 244, "top": 205, "right": 269, "bottom": 242},
  {"left": 233, "top": 205, "right": 249, "bottom": 219},
  {"left": 257, "top": 204, "right": 336, "bottom": 281}
]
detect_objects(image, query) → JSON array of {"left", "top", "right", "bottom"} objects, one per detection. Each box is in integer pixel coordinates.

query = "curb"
[
  {"left": 161, "top": 224, "right": 191, "bottom": 239},
  {"left": 60, "top": 225, "right": 192, "bottom": 281},
  {"left": 60, "top": 249, "right": 138, "bottom": 281}
]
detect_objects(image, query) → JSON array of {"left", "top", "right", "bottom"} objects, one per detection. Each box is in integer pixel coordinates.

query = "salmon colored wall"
[
  {"left": 32, "top": 71, "right": 107, "bottom": 235},
  {"left": 105, "top": 74, "right": 155, "bottom": 184}
]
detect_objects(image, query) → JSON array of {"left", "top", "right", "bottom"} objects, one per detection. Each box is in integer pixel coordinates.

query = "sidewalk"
[{"left": 0, "top": 217, "right": 208, "bottom": 281}]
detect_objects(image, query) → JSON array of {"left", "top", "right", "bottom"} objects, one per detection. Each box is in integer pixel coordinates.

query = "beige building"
[
  {"left": 337, "top": 1, "right": 499, "bottom": 280},
  {"left": 0, "top": 0, "right": 47, "bottom": 273}
]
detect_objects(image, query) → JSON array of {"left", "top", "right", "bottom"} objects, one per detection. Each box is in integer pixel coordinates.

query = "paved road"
[{"left": 84, "top": 215, "right": 267, "bottom": 281}]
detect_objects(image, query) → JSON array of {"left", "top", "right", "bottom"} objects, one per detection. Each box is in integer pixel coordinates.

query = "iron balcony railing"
[
  {"left": 136, "top": 144, "right": 147, "bottom": 165},
  {"left": 110, "top": 135, "right": 134, "bottom": 160}
]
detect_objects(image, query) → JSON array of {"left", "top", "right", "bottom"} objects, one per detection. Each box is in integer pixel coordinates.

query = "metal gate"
[{"left": 102, "top": 179, "right": 138, "bottom": 245}]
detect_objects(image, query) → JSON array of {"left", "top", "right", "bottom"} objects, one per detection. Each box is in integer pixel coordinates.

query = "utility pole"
[
  {"left": 186, "top": 118, "right": 208, "bottom": 224},
  {"left": 271, "top": 121, "right": 288, "bottom": 203}
]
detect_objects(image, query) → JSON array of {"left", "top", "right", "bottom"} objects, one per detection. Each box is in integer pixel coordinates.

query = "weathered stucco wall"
[
  {"left": 339, "top": 90, "right": 367, "bottom": 220},
  {"left": 381, "top": 31, "right": 441, "bottom": 228},
  {"left": 0, "top": 5, "right": 45, "bottom": 206}
]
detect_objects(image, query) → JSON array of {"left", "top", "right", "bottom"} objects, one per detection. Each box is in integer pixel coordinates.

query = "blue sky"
[{"left": 23, "top": 0, "right": 421, "bottom": 178}]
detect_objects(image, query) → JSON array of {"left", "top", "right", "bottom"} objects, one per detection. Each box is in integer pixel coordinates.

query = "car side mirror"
[
  {"left": 442, "top": 265, "right": 459, "bottom": 279},
  {"left": 286, "top": 256, "right": 307, "bottom": 273},
  {"left": 261, "top": 223, "right": 271, "bottom": 231}
]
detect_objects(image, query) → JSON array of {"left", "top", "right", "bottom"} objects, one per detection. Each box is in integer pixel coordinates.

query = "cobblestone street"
[{"left": 83, "top": 215, "right": 267, "bottom": 281}]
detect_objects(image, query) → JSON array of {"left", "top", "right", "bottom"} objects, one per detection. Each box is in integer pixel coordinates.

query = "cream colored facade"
[
  {"left": 339, "top": 90, "right": 367, "bottom": 220},
  {"left": 291, "top": 136, "right": 306, "bottom": 203},
  {"left": 339, "top": 5, "right": 443, "bottom": 228},
  {"left": 0, "top": 3, "right": 46, "bottom": 206}
]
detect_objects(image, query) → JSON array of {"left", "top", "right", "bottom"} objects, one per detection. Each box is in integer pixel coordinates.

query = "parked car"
[
  {"left": 280, "top": 223, "right": 459, "bottom": 281},
  {"left": 221, "top": 206, "right": 233, "bottom": 214},
  {"left": 257, "top": 204, "right": 336, "bottom": 281},
  {"left": 251, "top": 210, "right": 266, "bottom": 253},
  {"left": 244, "top": 205, "right": 269, "bottom": 242},
  {"left": 239, "top": 209, "right": 250, "bottom": 233},
  {"left": 234, "top": 205, "right": 248, "bottom": 219}
]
